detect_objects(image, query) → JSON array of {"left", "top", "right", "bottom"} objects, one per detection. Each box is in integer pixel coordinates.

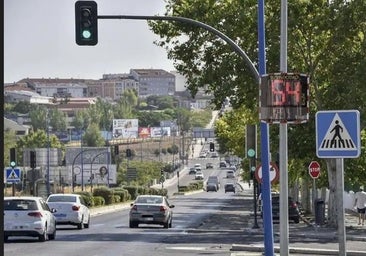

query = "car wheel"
[
  {"left": 48, "top": 228, "right": 56, "bottom": 240},
  {"left": 293, "top": 217, "right": 300, "bottom": 224},
  {"left": 77, "top": 218, "right": 84, "bottom": 230},
  {"left": 169, "top": 217, "right": 172, "bottom": 228},
  {"left": 39, "top": 227, "right": 47, "bottom": 242},
  {"left": 84, "top": 215, "right": 90, "bottom": 228},
  {"left": 129, "top": 221, "right": 138, "bottom": 228}
]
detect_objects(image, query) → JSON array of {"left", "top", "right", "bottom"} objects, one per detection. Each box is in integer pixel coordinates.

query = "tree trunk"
[{"left": 326, "top": 158, "right": 337, "bottom": 227}]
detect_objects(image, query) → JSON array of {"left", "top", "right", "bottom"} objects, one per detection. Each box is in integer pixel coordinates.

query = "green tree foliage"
[
  {"left": 82, "top": 123, "right": 105, "bottom": 147},
  {"left": 149, "top": 0, "right": 366, "bottom": 226}
]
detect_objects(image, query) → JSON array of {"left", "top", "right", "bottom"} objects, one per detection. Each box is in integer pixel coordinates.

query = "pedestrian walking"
[{"left": 354, "top": 187, "right": 366, "bottom": 225}]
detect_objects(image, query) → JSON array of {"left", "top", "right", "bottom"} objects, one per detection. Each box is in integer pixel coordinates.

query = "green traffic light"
[
  {"left": 82, "top": 30, "right": 92, "bottom": 39},
  {"left": 247, "top": 148, "right": 256, "bottom": 157},
  {"left": 10, "top": 161, "right": 16, "bottom": 168}
]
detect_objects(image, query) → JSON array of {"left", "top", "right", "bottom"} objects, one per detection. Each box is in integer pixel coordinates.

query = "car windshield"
[
  {"left": 136, "top": 196, "right": 163, "bottom": 204},
  {"left": 47, "top": 196, "right": 77, "bottom": 202},
  {"left": 4, "top": 199, "right": 38, "bottom": 211}
]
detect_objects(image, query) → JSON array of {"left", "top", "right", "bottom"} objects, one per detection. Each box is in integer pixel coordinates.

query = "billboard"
[
  {"left": 112, "top": 119, "right": 138, "bottom": 139},
  {"left": 138, "top": 127, "right": 151, "bottom": 138},
  {"left": 150, "top": 127, "right": 171, "bottom": 138}
]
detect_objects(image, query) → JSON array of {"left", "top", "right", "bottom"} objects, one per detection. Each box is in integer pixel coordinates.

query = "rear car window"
[
  {"left": 4, "top": 200, "right": 38, "bottom": 211},
  {"left": 47, "top": 196, "right": 77, "bottom": 202}
]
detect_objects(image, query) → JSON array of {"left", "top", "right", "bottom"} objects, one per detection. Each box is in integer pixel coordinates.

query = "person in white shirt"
[{"left": 354, "top": 188, "right": 366, "bottom": 225}]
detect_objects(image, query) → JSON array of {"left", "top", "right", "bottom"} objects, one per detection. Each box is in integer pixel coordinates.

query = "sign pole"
[{"left": 336, "top": 158, "right": 346, "bottom": 255}]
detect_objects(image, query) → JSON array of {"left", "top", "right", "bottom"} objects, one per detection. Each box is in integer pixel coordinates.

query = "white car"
[
  {"left": 46, "top": 193, "right": 91, "bottom": 229},
  {"left": 4, "top": 196, "right": 57, "bottom": 242},
  {"left": 195, "top": 171, "right": 204, "bottom": 180}
]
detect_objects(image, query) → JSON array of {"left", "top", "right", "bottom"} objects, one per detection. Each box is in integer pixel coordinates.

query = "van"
[{"left": 206, "top": 176, "right": 220, "bottom": 190}]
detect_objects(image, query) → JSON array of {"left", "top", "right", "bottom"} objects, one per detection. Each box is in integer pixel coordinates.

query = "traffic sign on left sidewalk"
[{"left": 5, "top": 168, "right": 21, "bottom": 183}]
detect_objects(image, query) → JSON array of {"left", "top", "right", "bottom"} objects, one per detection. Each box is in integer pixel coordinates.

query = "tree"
[
  {"left": 82, "top": 123, "right": 105, "bottom": 147},
  {"left": 149, "top": 0, "right": 366, "bottom": 227}
]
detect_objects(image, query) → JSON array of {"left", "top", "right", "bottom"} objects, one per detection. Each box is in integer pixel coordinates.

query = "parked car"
[
  {"left": 195, "top": 171, "right": 204, "bottom": 180},
  {"left": 46, "top": 193, "right": 91, "bottom": 229},
  {"left": 224, "top": 183, "right": 236, "bottom": 193},
  {"left": 206, "top": 162, "right": 214, "bottom": 169},
  {"left": 258, "top": 194, "right": 300, "bottom": 223},
  {"left": 4, "top": 196, "right": 57, "bottom": 242},
  {"left": 129, "top": 195, "right": 174, "bottom": 228},
  {"left": 271, "top": 195, "right": 301, "bottom": 223}
]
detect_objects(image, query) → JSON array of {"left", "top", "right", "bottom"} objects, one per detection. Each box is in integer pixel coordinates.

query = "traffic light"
[
  {"left": 30, "top": 151, "right": 37, "bottom": 168},
  {"left": 160, "top": 170, "right": 164, "bottom": 176},
  {"left": 126, "top": 148, "right": 132, "bottom": 158},
  {"left": 114, "top": 145, "right": 119, "bottom": 155},
  {"left": 10, "top": 148, "right": 16, "bottom": 168},
  {"left": 209, "top": 142, "right": 215, "bottom": 152},
  {"left": 246, "top": 125, "right": 256, "bottom": 158},
  {"left": 75, "top": 1, "right": 98, "bottom": 46}
]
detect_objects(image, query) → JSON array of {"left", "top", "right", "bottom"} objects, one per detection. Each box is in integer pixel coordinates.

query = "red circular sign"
[
  {"left": 308, "top": 161, "right": 320, "bottom": 179},
  {"left": 255, "top": 162, "right": 279, "bottom": 184}
]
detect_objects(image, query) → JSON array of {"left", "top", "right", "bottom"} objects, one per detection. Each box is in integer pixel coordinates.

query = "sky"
[{"left": 4, "top": 0, "right": 176, "bottom": 83}]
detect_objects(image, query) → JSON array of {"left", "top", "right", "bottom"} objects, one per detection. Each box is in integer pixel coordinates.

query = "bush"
[
  {"left": 93, "top": 187, "right": 114, "bottom": 205},
  {"left": 92, "top": 196, "right": 105, "bottom": 206},
  {"left": 75, "top": 191, "right": 94, "bottom": 207},
  {"left": 112, "top": 188, "right": 131, "bottom": 202}
]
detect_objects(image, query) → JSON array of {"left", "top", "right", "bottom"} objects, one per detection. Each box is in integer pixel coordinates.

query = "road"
[{"left": 5, "top": 156, "right": 366, "bottom": 256}]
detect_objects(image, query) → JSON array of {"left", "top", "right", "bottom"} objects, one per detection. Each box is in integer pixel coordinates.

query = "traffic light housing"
[
  {"left": 114, "top": 145, "right": 119, "bottom": 155},
  {"left": 30, "top": 151, "right": 37, "bottom": 168},
  {"left": 209, "top": 142, "right": 215, "bottom": 152},
  {"left": 10, "top": 148, "right": 16, "bottom": 168},
  {"left": 75, "top": 1, "right": 98, "bottom": 46},
  {"left": 246, "top": 125, "right": 256, "bottom": 158},
  {"left": 126, "top": 148, "right": 132, "bottom": 158}
]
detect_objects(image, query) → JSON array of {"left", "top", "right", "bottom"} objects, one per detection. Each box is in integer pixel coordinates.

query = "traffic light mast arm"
[{"left": 97, "top": 14, "right": 259, "bottom": 81}]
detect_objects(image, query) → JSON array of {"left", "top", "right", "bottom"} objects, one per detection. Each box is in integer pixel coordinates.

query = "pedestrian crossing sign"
[
  {"left": 6, "top": 168, "right": 21, "bottom": 183},
  {"left": 316, "top": 110, "right": 360, "bottom": 158}
]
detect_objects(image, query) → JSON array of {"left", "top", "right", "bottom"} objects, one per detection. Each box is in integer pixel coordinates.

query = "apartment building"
[{"left": 130, "top": 69, "right": 175, "bottom": 98}]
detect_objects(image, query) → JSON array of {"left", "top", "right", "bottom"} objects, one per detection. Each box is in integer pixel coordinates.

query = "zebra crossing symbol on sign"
[{"left": 316, "top": 110, "right": 360, "bottom": 158}]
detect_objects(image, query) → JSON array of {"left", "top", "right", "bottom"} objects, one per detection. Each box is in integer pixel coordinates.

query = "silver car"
[
  {"left": 4, "top": 196, "right": 57, "bottom": 242},
  {"left": 129, "top": 195, "right": 174, "bottom": 228},
  {"left": 46, "top": 193, "right": 91, "bottom": 229}
]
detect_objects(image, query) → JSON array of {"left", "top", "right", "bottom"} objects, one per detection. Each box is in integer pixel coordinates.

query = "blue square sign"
[{"left": 316, "top": 110, "right": 360, "bottom": 158}]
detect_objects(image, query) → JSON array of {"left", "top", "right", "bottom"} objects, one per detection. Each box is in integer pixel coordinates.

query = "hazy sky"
[{"left": 4, "top": 0, "right": 176, "bottom": 83}]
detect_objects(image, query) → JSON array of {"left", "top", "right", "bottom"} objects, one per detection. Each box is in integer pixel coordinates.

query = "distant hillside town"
[{"left": 4, "top": 68, "right": 214, "bottom": 140}]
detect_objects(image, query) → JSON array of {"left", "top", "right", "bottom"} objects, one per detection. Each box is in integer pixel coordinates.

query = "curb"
[{"left": 231, "top": 244, "right": 366, "bottom": 256}]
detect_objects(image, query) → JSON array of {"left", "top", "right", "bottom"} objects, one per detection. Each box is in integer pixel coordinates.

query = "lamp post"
[{"left": 46, "top": 108, "right": 51, "bottom": 196}]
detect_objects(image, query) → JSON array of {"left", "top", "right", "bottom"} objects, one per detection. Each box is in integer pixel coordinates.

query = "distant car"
[
  {"left": 206, "top": 176, "right": 220, "bottom": 191},
  {"left": 129, "top": 195, "right": 174, "bottom": 228},
  {"left": 46, "top": 193, "right": 91, "bottom": 229},
  {"left": 226, "top": 170, "right": 235, "bottom": 179},
  {"left": 206, "top": 162, "right": 214, "bottom": 169},
  {"left": 211, "top": 152, "right": 218, "bottom": 158},
  {"left": 219, "top": 161, "right": 227, "bottom": 168},
  {"left": 224, "top": 183, "right": 236, "bottom": 193},
  {"left": 189, "top": 167, "right": 197, "bottom": 175},
  {"left": 199, "top": 152, "right": 207, "bottom": 158},
  {"left": 206, "top": 182, "right": 218, "bottom": 192},
  {"left": 4, "top": 196, "right": 57, "bottom": 242},
  {"left": 195, "top": 171, "right": 204, "bottom": 180}
]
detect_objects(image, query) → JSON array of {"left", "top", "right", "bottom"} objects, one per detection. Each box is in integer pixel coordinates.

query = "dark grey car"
[{"left": 129, "top": 195, "right": 174, "bottom": 228}]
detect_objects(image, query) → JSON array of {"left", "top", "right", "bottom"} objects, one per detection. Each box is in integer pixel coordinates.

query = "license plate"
[
  {"left": 144, "top": 217, "right": 153, "bottom": 221},
  {"left": 54, "top": 213, "right": 67, "bottom": 218}
]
